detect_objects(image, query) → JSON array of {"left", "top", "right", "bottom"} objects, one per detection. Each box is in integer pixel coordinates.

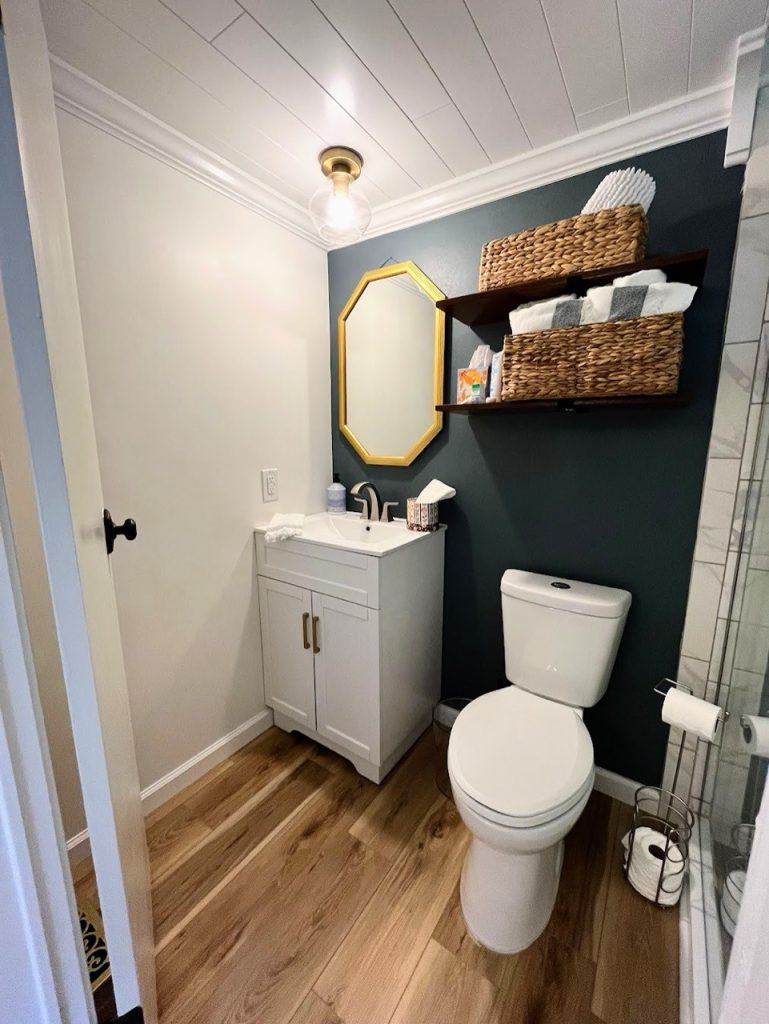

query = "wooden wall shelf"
[
  {"left": 436, "top": 251, "right": 708, "bottom": 326},
  {"left": 437, "top": 394, "right": 689, "bottom": 414}
]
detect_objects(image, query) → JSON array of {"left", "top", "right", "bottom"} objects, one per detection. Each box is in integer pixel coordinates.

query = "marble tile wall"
[{"left": 663, "top": 85, "right": 769, "bottom": 823}]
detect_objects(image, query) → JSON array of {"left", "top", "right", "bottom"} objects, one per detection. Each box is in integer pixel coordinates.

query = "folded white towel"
[
  {"left": 613, "top": 269, "right": 667, "bottom": 287},
  {"left": 509, "top": 294, "right": 583, "bottom": 335},
  {"left": 584, "top": 281, "right": 696, "bottom": 324},
  {"left": 264, "top": 512, "right": 305, "bottom": 544}
]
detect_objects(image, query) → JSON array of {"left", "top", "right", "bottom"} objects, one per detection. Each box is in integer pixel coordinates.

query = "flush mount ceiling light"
[{"left": 309, "top": 146, "right": 372, "bottom": 245}]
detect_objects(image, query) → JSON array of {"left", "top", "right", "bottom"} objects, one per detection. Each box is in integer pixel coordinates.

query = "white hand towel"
[
  {"left": 641, "top": 282, "right": 697, "bottom": 315},
  {"left": 584, "top": 281, "right": 696, "bottom": 324},
  {"left": 508, "top": 294, "right": 582, "bottom": 335},
  {"left": 264, "top": 512, "right": 305, "bottom": 544},
  {"left": 416, "top": 479, "right": 456, "bottom": 503},
  {"left": 612, "top": 269, "right": 667, "bottom": 287}
]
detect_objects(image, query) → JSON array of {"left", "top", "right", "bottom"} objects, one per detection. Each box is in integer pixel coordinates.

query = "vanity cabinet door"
[
  {"left": 258, "top": 577, "right": 316, "bottom": 729},
  {"left": 311, "top": 592, "right": 379, "bottom": 763}
]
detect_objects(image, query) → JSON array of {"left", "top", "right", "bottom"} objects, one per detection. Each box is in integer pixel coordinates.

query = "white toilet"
[{"left": 448, "top": 569, "right": 631, "bottom": 954}]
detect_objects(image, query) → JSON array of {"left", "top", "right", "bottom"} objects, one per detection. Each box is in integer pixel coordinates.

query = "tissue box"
[
  {"left": 457, "top": 367, "right": 487, "bottom": 404},
  {"left": 407, "top": 498, "right": 439, "bottom": 532}
]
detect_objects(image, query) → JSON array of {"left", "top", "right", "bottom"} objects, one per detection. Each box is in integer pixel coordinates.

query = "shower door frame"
[{"left": 718, "top": 772, "right": 769, "bottom": 1022}]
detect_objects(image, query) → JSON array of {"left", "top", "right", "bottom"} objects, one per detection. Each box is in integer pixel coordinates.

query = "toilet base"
[{"left": 459, "top": 836, "right": 564, "bottom": 954}]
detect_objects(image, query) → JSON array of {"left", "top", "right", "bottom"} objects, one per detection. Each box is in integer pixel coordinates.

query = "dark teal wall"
[{"left": 328, "top": 133, "right": 742, "bottom": 784}]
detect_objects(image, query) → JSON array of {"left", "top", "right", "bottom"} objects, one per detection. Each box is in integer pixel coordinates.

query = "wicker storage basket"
[
  {"left": 501, "top": 313, "right": 683, "bottom": 401},
  {"left": 479, "top": 205, "right": 648, "bottom": 291}
]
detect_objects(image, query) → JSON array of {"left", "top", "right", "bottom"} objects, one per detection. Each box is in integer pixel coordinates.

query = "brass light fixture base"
[{"left": 319, "top": 146, "right": 363, "bottom": 180}]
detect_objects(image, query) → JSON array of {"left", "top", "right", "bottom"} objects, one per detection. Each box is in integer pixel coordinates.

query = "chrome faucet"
[{"left": 350, "top": 481, "right": 381, "bottom": 521}]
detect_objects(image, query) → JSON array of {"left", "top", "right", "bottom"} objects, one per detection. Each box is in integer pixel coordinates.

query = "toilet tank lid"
[{"left": 501, "top": 569, "right": 631, "bottom": 619}]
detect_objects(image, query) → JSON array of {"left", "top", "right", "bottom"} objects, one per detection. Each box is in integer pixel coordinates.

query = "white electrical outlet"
[{"left": 261, "top": 468, "right": 279, "bottom": 503}]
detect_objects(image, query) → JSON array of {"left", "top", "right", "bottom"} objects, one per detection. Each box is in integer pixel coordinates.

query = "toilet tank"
[{"left": 501, "top": 570, "right": 631, "bottom": 708}]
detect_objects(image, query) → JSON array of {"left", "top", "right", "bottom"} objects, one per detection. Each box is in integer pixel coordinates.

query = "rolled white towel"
[
  {"left": 509, "top": 294, "right": 583, "bottom": 335},
  {"left": 264, "top": 512, "right": 305, "bottom": 544},
  {"left": 582, "top": 168, "right": 656, "bottom": 214},
  {"left": 613, "top": 269, "right": 667, "bottom": 287},
  {"left": 584, "top": 281, "right": 697, "bottom": 324}
]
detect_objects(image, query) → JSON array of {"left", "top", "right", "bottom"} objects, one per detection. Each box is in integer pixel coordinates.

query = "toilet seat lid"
[{"left": 448, "top": 687, "right": 594, "bottom": 822}]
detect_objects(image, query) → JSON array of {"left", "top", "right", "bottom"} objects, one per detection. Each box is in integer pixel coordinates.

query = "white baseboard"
[
  {"left": 66, "top": 708, "right": 274, "bottom": 867},
  {"left": 593, "top": 765, "right": 641, "bottom": 806}
]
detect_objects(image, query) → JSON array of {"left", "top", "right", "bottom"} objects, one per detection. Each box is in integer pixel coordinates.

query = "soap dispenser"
[{"left": 327, "top": 473, "right": 346, "bottom": 516}]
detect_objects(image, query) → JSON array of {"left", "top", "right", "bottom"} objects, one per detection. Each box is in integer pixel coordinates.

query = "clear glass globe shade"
[{"left": 309, "top": 181, "right": 372, "bottom": 244}]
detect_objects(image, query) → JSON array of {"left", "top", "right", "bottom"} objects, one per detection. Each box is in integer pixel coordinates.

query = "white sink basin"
[{"left": 255, "top": 512, "right": 439, "bottom": 556}]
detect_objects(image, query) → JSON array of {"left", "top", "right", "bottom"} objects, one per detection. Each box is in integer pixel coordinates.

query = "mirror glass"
[{"left": 339, "top": 262, "right": 444, "bottom": 466}]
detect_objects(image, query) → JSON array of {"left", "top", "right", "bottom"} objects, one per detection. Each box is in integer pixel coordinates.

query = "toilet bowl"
[
  {"left": 449, "top": 686, "right": 594, "bottom": 953},
  {"left": 448, "top": 569, "right": 631, "bottom": 954}
]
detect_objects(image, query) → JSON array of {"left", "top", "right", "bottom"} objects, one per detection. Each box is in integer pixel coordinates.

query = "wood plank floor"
[{"left": 76, "top": 727, "right": 679, "bottom": 1024}]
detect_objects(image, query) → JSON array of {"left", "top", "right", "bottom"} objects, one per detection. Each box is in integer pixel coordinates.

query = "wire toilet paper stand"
[{"left": 623, "top": 679, "right": 716, "bottom": 907}]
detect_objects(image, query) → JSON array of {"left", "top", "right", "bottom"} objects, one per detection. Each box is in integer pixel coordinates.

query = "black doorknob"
[{"left": 103, "top": 508, "right": 138, "bottom": 555}]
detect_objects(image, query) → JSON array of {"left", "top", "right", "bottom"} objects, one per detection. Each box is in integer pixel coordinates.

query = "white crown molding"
[
  {"left": 724, "top": 25, "right": 767, "bottom": 168},
  {"left": 50, "top": 53, "right": 739, "bottom": 251},
  {"left": 362, "top": 82, "right": 733, "bottom": 242},
  {"left": 49, "top": 57, "right": 324, "bottom": 249}
]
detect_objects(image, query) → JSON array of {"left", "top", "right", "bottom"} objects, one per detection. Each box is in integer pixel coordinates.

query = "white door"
[
  {"left": 259, "top": 577, "right": 316, "bottom": 728},
  {"left": 0, "top": 3, "right": 156, "bottom": 1020},
  {"left": 312, "top": 592, "right": 378, "bottom": 762}
]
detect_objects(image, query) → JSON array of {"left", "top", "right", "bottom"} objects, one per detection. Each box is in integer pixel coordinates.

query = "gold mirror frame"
[{"left": 338, "top": 261, "right": 445, "bottom": 467}]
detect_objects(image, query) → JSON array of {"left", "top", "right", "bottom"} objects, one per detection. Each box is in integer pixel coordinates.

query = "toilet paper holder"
[
  {"left": 653, "top": 676, "right": 730, "bottom": 724},
  {"left": 620, "top": 678, "right": 710, "bottom": 907},
  {"left": 653, "top": 676, "right": 730, "bottom": 801},
  {"left": 653, "top": 676, "right": 693, "bottom": 699},
  {"left": 624, "top": 784, "right": 694, "bottom": 907}
]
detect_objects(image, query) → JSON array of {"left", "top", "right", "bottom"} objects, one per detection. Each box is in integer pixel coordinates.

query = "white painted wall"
[{"left": 49, "top": 109, "right": 330, "bottom": 828}]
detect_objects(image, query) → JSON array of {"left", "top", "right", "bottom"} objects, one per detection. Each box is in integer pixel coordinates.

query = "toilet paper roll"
[
  {"left": 661, "top": 688, "right": 722, "bottom": 742},
  {"left": 622, "top": 827, "right": 685, "bottom": 906},
  {"left": 740, "top": 715, "right": 769, "bottom": 757},
  {"left": 719, "top": 867, "right": 746, "bottom": 937}
]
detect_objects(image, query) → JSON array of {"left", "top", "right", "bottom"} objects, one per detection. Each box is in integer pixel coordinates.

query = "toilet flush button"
[{"left": 551, "top": 581, "right": 571, "bottom": 590}]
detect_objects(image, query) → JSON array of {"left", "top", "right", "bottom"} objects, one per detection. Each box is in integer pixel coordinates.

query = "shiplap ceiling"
[{"left": 42, "top": 0, "right": 768, "bottom": 213}]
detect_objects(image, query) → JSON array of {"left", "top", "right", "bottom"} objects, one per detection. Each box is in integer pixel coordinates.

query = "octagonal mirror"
[{"left": 338, "top": 261, "right": 445, "bottom": 466}]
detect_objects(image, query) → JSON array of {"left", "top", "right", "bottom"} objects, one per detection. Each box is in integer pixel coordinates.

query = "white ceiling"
[{"left": 42, "top": 0, "right": 768, "bottom": 214}]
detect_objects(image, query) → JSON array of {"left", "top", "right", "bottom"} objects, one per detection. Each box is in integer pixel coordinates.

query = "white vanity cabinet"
[{"left": 255, "top": 517, "right": 444, "bottom": 783}]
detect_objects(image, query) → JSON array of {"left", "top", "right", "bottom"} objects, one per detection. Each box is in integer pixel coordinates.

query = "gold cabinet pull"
[
  {"left": 311, "top": 615, "right": 320, "bottom": 654},
  {"left": 302, "top": 612, "right": 310, "bottom": 650}
]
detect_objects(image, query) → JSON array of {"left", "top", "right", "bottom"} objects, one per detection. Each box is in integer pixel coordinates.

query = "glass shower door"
[{"left": 704, "top": 380, "right": 769, "bottom": 1017}]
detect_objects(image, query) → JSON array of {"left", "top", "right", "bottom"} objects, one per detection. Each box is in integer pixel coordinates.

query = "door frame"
[
  {"left": 0, "top": 462, "right": 93, "bottom": 1024},
  {"left": 0, "top": 2, "right": 156, "bottom": 1018}
]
